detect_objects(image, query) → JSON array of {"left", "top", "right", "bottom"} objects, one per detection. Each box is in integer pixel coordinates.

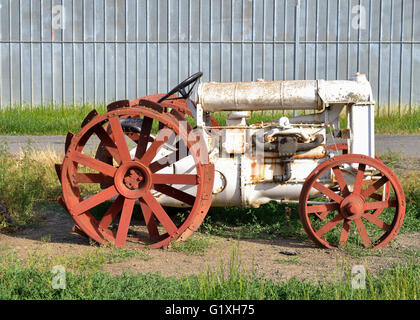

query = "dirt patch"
[
  {"left": 104, "top": 236, "right": 418, "bottom": 282},
  {"left": 1, "top": 208, "right": 418, "bottom": 282}
]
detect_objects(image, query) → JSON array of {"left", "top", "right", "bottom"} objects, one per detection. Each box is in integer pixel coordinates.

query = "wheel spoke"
[
  {"left": 142, "top": 191, "right": 178, "bottom": 236},
  {"left": 354, "top": 218, "right": 372, "bottom": 248},
  {"left": 368, "top": 192, "right": 390, "bottom": 219},
  {"left": 315, "top": 213, "right": 344, "bottom": 237},
  {"left": 72, "top": 152, "right": 117, "bottom": 177},
  {"left": 368, "top": 203, "right": 386, "bottom": 219},
  {"left": 362, "top": 214, "right": 391, "bottom": 232},
  {"left": 306, "top": 203, "right": 340, "bottom": 220},
  {"left": 94, "top": 125, "right": 122, "bottom": 164},
  {"left": 98, "top": 195, "right": 125, "bottom": 229},
  {"left": 353, "top": 163, "right": 366, "bottom": 195},
  {"left": 139, "top": 198, "right": 160, "bottom": 240},
  {"left": 149, "top": 152, "right": 175, "bottom": 173},
  {"left": 153, "top": 184, "right": 196, "bottom": 206},
  {"left": 152, "top": 174, "right": 198, "bottom": 185},
  {"left": 332, "top": 167, "right": 350, "bottom": 196},
  {"left": 115, "top": 198, "right": 136, "bottom": 248},
  {"left": 149, "top": 149, "right": 188, "bottom": 173},
  {"left": 362, "top": 176, "right": 389, "bottom": 199},
  {"left": 140, "top": 130, "right": 170, "bottom": 165},
  {"left": 368, "top": 193, "right": 383, "bottom": 201},
  {"left": 364, "top": 200, "right": 398, "bottom": 211},
  {"left": 74, "top": 173, "right": 114, "bottom": 185},
  {"left": 126, "top": 132, "right": 139, "bottom": 144},
  {"left": 75, "top": 185, "right": 119, "bottom": 215},
  {"left": 313, "top": 182, "right": 344, "bottom": 203},
  {"left": 339, "top": 220, "right": 351, "bottom": 247},
  {"left": 135, "top": 116, "right": 154, "bottom": 160},
  {"left": 109, "top": 117, "right": 132, "bottom": 162},
  {"left": 126, "top": 132, "right": 154, "bottom": 144}
]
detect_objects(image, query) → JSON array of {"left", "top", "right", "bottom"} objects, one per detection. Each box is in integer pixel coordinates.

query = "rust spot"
[
  {"left": 294, "top": 152, "right": 326, "bottom": 159},
  {"left": 294, "top": 145, "right": 327, "bottom": 159},
  {"left": 250, "top": 159, "right": 266, "bottom": 183}
]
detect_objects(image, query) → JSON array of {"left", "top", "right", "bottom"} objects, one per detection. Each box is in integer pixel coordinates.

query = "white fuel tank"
[{"left": 197, "top": 77, "right": 373, "bottom": 112}]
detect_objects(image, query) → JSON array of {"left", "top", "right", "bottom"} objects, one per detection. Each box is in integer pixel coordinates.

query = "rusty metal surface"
[
  {"left": 198, "top": 80, "right": 320, "bottom": 112},
  {"left": 197, "top": 78, "right": 373, "bottom": 112},
  {"left": 248, "top": 157, "right": 323, "bottom": 185}
]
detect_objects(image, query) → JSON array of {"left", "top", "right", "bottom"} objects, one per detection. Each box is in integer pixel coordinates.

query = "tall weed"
[{"left": 0, "top": 144, "right": 62, "bottom": 230}]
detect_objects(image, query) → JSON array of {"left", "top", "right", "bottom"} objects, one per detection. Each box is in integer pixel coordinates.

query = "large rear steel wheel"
[
  {"left": 57, "top": 100, "right": 214, "bottom": 249},
  {"left": 299, "top": 154, "right": 405, "bottom": 249}
]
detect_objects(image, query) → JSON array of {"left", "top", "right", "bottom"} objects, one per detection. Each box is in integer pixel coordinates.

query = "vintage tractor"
[{"left": 55, "top": 72, "right": 405, "bottom": 250}]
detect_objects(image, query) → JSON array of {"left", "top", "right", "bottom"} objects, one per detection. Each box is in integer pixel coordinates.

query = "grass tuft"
[
  {"left": 168, "top": 234, "right": 213, "bottom": 256},
  {"left": 0, "top": 143, "right": 62, "bottom": 230},
  {"left": 275, "top": 256, "right": 301, "bottom": 265}
]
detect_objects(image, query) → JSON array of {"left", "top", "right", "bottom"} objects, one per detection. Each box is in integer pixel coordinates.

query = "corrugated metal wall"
[{"left": 0, "top": 0, "right": 419, "bottom": 114}]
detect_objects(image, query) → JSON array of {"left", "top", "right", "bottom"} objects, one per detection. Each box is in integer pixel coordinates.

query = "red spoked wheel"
[
  {"left": 299, "top": 154, "right": 406, "bottom": 249},
  {"left": 326, "top": 143, "right": 391, "bottom": 200},
  {"left": 57, "top": 100, "right": 214, "bottom": 249}
]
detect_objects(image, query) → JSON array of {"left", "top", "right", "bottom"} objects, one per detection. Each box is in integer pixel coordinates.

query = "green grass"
[
  {"left": 168, "top": 234, "right": 214, "bottom": 255},
  {"left": 0, "top": 243, "right": 418, "bottom": 300},
  {"left": 0, "top": 244, "right": 11, "bottom": 251},
  {"left": 0, "top": 104, "right": 107, "bottom": 135},
  {"left": 275, "top": 256, "right": 301, "bottom": 265},
  {"left": 0, "top": 104, "right": 419, "bottom": 135},
  {"left": 200, "top": 202, "right": 306, "bottom": 240},
  {"left": 334, "top": 109, "right": 420, "bottom": 135},
  {"left": 212, "top": 110, "right": 289, "bottom": 126},
  {"left": 40, "top": 234, "right": 52, "bottom": 243},
  {"left": 375, "top": 109, "right": 420, "bottom": 134}
]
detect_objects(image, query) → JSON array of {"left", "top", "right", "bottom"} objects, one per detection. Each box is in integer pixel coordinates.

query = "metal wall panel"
[{"left": 0, "top": 0, "right": 419, "bottom": 114}]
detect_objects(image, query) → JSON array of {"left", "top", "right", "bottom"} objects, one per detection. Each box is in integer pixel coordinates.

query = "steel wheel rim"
[
  {"left": 299, "top": 154, "right": 406, "bottom": 249},
  {"left": 59, "top": 102, "right": 214, "bottom": 249}
]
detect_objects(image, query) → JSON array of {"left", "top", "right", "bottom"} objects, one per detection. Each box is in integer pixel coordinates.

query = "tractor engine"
[{"left": 155, "top": 73, "right": 375, "bottom": 208}]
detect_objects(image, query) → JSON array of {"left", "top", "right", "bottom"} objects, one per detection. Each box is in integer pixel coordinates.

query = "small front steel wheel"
[{"left": 299, "top": 154, "right": 405, "bottom": 249}]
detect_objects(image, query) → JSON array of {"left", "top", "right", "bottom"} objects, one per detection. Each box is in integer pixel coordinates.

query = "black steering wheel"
[{"left": 158, "top": 72, "right": 203, "bottom": 103}]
